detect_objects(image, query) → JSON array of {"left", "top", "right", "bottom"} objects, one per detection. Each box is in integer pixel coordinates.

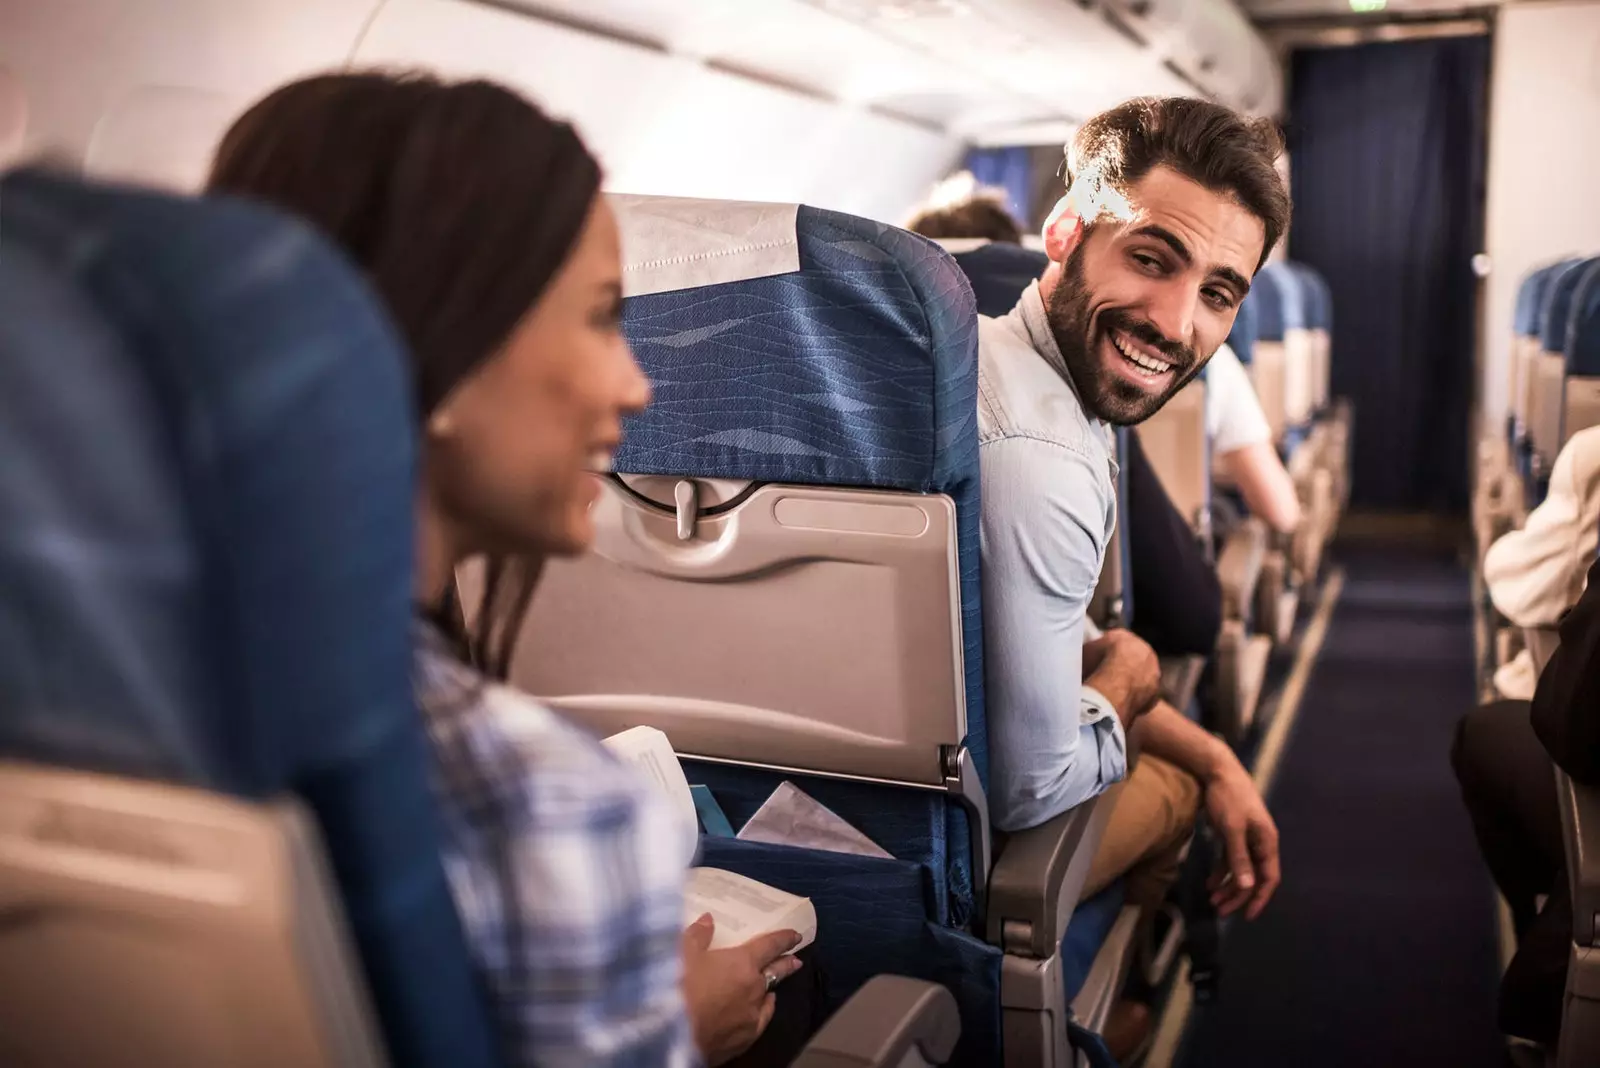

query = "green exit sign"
[{"left": 1350, "top": 0, "right": 1387, "bottom": 10}]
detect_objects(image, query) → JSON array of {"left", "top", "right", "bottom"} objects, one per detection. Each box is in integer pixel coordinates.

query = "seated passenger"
[
  {"left": 1208, "top": 339, "right": 1302, "bottom": 536},
  {"left": 978, "top": 102, "right": 1288, "bottom": 1056},
  {"left": 207, "top": 71, "right": 800, "bottom": 1067},
  {"left": 909, "top": 187, "right": 1223, "bottom": 659},
  {"left": 1453, "top": 549, "right": 1600, "bottom": 1049},
  {"left": 1482, "top": 425, "right": 1600, "bottom": 698},
  {"left": 1452, "top": 427, "right": 1600, "bottom": 1049},
  {"left": 978, "top": 95, "right": 1289, "bottom": 845},
  {"left": 905, "top": 173, "right": 1024, "bottom": 244}
]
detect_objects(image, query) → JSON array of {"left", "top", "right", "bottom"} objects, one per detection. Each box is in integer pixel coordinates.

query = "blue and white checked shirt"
[
  {"left": 978, "top": 281, "right": 1129, "bottom": 832},
  {"left": 414, "top": 621, "right": 701, "bottom": 1067}
]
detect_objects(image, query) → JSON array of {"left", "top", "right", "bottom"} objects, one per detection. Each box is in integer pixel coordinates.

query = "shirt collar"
[{"left": 1009, "top": 280, "right": 1118, "bottom": 463}]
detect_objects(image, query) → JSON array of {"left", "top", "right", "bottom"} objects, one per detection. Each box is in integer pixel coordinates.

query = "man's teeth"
[{"left": 1112, "top": 332, "right": 1173, "bottom": 375}]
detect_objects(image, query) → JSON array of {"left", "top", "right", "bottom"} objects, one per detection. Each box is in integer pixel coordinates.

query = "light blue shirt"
[{"left": 978, "top": 281, "right": 1129, "bottom": 832}]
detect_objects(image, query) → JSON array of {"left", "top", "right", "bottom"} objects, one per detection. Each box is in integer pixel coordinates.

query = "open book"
[{"left": 603, "top": 726, "right": 817, "bottom": 953}]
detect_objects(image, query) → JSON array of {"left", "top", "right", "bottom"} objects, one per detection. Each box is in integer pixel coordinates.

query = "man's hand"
[
  {"left": 1082, "top": 629, "right": 1162, "bottom": 729},
  {"left": 681, "top": 915, "right": 804, "bottom": 1066},
  {"left": 1202, "top": 759, "right": 1281, "bottom": 921}
]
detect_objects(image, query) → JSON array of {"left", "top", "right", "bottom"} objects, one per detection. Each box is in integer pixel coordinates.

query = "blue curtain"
[
  {"left": 1288, "top": 35, "right": 1490, "bottom": 514},
  {"left": 964, "top": 146, "right": 1032, "bottom": 226}
]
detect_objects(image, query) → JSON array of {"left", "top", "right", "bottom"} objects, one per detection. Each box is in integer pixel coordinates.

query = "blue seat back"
[
  {"left": 1253, "top": 262, "right": 1307, "bottom": 342},
  {"left": 609, "top": 198, "right": 1003, "bottom": 1061},
  {"left": 1543, "top": 257, "right": 1600, "bottom": 355},
  {"left": 1569, "top": 264, "right": 1600, "bottom": 377},
  {"left": 0, "top": 170, "right": 499, "bottom": 1068},
  {"left": 1229, "top": 286, "right": 1262, "bottom": 365},
  {"left": 948, "top": 243, "right": 1049, "bottom": 318}
]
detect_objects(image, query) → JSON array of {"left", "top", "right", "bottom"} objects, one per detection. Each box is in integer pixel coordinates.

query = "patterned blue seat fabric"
[
  {"left": 618, "top": 204, "right": 1005, "bottom": 1060},
  {"left": 0, "top": 169, "right": 499, "bottom": 1068}
]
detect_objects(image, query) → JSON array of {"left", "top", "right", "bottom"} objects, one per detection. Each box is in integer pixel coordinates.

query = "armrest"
[
  {"left": 1159, "top": 654, "right": 1207, "bottom": 711},
  {"left": 1558, "top": 769, "right": 1600, "bottom": 949},
  {"left": 789, "top": 976, "right": 960, "bottom": 1068},
  {"left": 984, "top": 787, "right": 1119, "bottom": 958},
  {"left": 1217, "top": 518, "right": 1266, "bottom": 620}
]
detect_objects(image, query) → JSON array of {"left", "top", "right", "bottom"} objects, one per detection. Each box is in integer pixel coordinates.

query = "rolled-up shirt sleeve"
[{"left": 980, "top": 434, "right": 1128, "bottom": 832}]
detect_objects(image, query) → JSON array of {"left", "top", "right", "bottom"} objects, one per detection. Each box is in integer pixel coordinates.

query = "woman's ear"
[{"left": 1042, "top": 196, "right": 1085, "bottom": 265}]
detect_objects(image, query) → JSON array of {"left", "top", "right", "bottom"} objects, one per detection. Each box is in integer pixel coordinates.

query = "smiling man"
[{"left": 977, "top": 96, "right": 1289, "bottom": 1056}]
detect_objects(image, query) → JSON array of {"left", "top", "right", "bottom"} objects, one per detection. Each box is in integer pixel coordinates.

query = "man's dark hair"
[
  {"left": 1064, "top": 97, "right": 1289, "bottom": 269},
  {"left": 907, "top": 196, "right": 1024, "bottom": 245}
]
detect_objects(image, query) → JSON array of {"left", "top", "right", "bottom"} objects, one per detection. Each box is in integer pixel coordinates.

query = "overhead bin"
[
  {"left": 354, "top": 0, "right": 962, "bottom": 220},
  {"left": 1099, "top": 0, "right": 1282, "bottom": 116}
]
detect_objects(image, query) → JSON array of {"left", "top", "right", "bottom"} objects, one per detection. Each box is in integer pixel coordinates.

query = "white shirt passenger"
[{"left": 1204, "top": 343, "right": 1272, "bottom": 457}]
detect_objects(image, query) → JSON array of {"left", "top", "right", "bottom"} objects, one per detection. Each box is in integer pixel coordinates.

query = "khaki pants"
[{"left": 1079, "top": 755, "right": 1201, "bottom": 909}]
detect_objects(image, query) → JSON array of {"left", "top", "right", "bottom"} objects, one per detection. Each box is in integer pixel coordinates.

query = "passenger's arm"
[
  {"left": 980, "top": 436, "right": 1129, "bottom": 833},
  {"left": 1082, "top": 629, "right": 1162, "bottom": 731},
  {"left": 450, "top": 685, "right": 702, "bottom": 1067},
  {"left": 1484, "top": 437, "right": 1590, "bottom": 627},
  {"left": 1219, "top": 441, "right": 1301, "bottom": 536},
  {"left": 1136, "top": 701, "right": 1281, "bottom": 919},
  {"left": 1531, "top": 554, "right": 1600, "bottom": 785}
]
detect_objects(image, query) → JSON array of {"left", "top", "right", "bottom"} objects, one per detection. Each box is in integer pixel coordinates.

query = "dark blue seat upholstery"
[
  {"left": 947, "top": 243, "right": 1049, "bottom": 318},
  {"left": 1229, "top": 285, "right": 1262, "bottom": 366},
  {"left": 1569, "top": 263, "right": 1600, "bottom": 377},
  {"left": 0, "top": 169, "right": 499, "bottom": 1068},
  {"left": 1542, "top": 257, "right": 1600, "bottom": 357},
  {"left": 617, "top": 203, "right": 1007, "bottom": 1061}
]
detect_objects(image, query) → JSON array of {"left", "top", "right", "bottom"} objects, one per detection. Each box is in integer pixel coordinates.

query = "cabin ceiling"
[
  {"left": 499, "top": 0, "right": 1278, "bottom": 143},
  {"left": 1240, "top": 0, "right": 1500, "bottom": 19}
]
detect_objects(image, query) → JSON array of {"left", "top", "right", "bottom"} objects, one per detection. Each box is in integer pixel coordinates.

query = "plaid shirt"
[{"left": 414, "top": 621, "right": 700, "bottom": 1067}]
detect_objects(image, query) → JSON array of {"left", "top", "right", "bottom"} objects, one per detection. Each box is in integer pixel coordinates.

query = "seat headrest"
[
  {"left": 0, "top": 168, "right": 498, "bottom": 1068},
  {"left": 1546, "top": 256, "right": 1600, "bottom": 355},
  {"left": 947, "top": 242, "right": 1049, "bottom": 319},
  {"left": 1229, "top": 286, "right": 1262, "bottom": 364},
  {"left": 1567, "top": 262, "right": 1600, "bottom": 376},
  {"left": 1253, "top": 262, "right": 1307, "bottom": 340},
  {"left": 612, "top": 195, "right": 979, "bottom": 498},
  {"left": 1291, "top": 262, "right": 1332, "bottom": 332},
  {"left": 1515, "top": 264, "right": 1556, "bottom": 337},
  {"left": 1530, "top": 258, "right": 1588, "bottom": 342}
]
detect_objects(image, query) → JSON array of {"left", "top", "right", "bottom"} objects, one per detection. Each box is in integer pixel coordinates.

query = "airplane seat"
[
  {"left": 1248, "top": 265, "right": 1324, "bottom": 597},
  {"left": 1519, "top": 629, "right": 1600, "bottom": 1068},
  {"left": 473, "top": 195, "right": 1117, "bottom": 1066},
  {"left": 1135, "top": 376, "right": 1269, "bottom": 743},
  {"left": 0, "top": 167, "right": 495, "bottom": 1068},
  {"left": 1530, "top": 258, "right": 1598, "bottom": 491},
  {"left": 1558, "top": 262, "right": 1600, "bottom": 451},
  {"left": 940, "top": 240, "right": 1049, "bottom": 319},
  {"left": 1230, "top": 285, "right": 1305, "bottom": 645},
  {"left": 1478, "top": 267, "right": 1550, "bottom": 565},
  {"left": 0, "top": 170, "right": 962, "bottom": 1068},
  {"left": 1292, "top": 262, "right": 1348, "bottom": 523}
]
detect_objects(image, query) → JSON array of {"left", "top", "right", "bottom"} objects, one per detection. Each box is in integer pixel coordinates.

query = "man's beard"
[{"left": 1045, "top": 247, "right": 1204, "bottom": 426}]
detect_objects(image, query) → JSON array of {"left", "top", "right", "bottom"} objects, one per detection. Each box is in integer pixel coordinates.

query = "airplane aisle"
[{"left": 1176, "top": 544, "right": 1504, "bottom": 1067}]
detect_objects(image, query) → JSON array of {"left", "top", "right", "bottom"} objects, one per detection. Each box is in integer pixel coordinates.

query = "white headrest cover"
[{"left": 611, "top": 194, "right": 800, "bottom": 298}]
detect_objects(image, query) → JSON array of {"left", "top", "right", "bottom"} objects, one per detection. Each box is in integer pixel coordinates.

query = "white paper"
[
  {"left": 684, "top": 867, "right": 817, "bottom": 953},
  {"left": 736, "top": 781, "right": 893, "bottom": 860},
  {"left": 602, "top": 725, "right": 699, "bottom": 868}
]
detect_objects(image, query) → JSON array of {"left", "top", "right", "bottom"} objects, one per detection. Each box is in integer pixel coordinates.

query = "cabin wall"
[
  {"left": 1481, "top": 0, "right": 1600, "bottom": 422},
  {"left": 0, "top": 0, "right": 961, "bottom": 223}
]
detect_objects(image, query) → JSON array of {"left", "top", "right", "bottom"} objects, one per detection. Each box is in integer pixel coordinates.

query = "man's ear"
[{"left": 1042, "top": 195, "right": 1085, "bottom": 265}]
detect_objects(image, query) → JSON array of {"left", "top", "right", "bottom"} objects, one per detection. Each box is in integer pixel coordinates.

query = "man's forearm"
[{"left": 1135, "top": 700, "right": 1231, "bottom": 782}]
